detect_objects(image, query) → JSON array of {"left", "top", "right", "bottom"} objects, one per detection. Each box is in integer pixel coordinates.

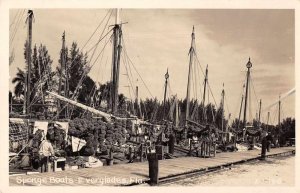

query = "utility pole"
[
  {"left": 162, "top": 69, "right": 169, "bottom": 120},
  {"left": 25, "top": 10, "right": 34, "bottom": 116},
  {"left": 242, "top": 57, "right": 252, "bottom": 140},
  {"left": 185, "top": 26, "right": 195, "bottom": 126}
]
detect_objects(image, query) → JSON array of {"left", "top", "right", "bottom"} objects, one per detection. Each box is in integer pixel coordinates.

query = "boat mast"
[
  {"left": 278, "top": 95, "right": 281, "bottom": 126},
  {"left": 221, "top": 83, "right": 225, "bottom": 132},
  {"left": 267, "top": 112, "right": 270, "bottom": 124},
  {"left": 226, "top": 113, "right": 231, "bottom": 134},
  {"left": 111, "top": 9, "right": 122, "bottom": 115},
  {"left": 202, "top": 65, "right": 208, "bottom": 123},
  {"left": 63, "top": 32, "right": 69, "bottom": 118},
  {"left": 258, "top": 99, "right": 262, "bottom": 127},
  {"left": 57, "top": 31, "right": 68, "bottom": 118},
  {"left": 266, "top": 111, "right": 270, "bottom": 130},
  {"left": 162, "top": 69, "right": 169, "bottom": 120},
  {"left": 135, "top": 86, "right": 142, "bottom": 118},
  {"left": 237, "top": 85, "right": 245, "bottom": 131},
  {"left": 175, "top": 95, "right": 179, "bottom": 127},
  {"left": 185, "top": 26, "right": 195, "bottom": 126},
  {"left": 243, "top": 57, "right": 252, "bottom": 140},
  {"left": 24, "top": 10, "right": 34, "bottom": 116}
]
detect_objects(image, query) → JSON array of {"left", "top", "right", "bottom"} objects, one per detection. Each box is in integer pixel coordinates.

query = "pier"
[{"left": 9, "top": 147, "right": 295, "bottom": 186}]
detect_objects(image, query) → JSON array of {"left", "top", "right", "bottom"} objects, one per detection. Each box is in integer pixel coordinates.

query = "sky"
[{"left": 9, "top": 9, "right": 295, "bottom": 124}]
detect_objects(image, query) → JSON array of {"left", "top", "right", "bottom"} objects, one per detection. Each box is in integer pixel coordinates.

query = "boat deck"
[{"left": 9, "top": 146, "right": 295, "bottom": 186}]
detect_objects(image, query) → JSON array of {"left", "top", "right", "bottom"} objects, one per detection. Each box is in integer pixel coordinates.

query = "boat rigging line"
[
  {"left": 121, "top": 35, "right": 154, "bottom": 98},
  {"left": 52, "top": 11, "right": 114, "bottom": 119},
  {"left": 24, "top": 9, "right": 114, "bottom": 113}
]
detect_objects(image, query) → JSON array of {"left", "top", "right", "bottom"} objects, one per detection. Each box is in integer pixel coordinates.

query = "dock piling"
[{"left": 148, "top": 152, "right": 159, "bottom": 185}]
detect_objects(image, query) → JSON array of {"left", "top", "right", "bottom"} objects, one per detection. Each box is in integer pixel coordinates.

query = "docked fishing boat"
[{"left": 9, "top": 9, "right": 168, "bottom": 174}]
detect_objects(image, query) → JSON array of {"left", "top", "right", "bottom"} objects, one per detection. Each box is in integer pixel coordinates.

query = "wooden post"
[
  {"left": 10, "top": 95, "right": 13, "bottom": 113},
  {"left": 201, "top": 141, "right": 205, "bottom": 157},
  {"left": 155, "top": 145, "right": 164, "bottom": 160},
  {"left": 134, "top": 148, "right": 137, "bottom": 161},
  {"left": 148, "top": 153, "right": 159, "bottom": 186},
  {"left": 110, "top": 148, "right": 113, "bottom": 159},
  {"left": 107, "top": 148, "right": 114, "bottom": 165},
  {"left": 53, "top": 160, "right": 57, "bottom": 172},
  {"left": 140, "top": 143, "right": 144, "bottom": 162},
  {"left": 233, "top": 135, "right": 237, "bottom": 151},
  {"left": 213, "top": 143, "right": 216, "bottom": 157},
  {"left": 200, "top": 141, "right": 204, "bottom": 157},
  {"left": 189, "top": 140, "right": 192, "bottom": 156},
  {"left": 205, "top": 141, "right": 209, "bottom": 157},
  {"left": 168, "top": 133, "right": 174, "bottom": 155},
  {"left": 204, "top": 141, "right": 207, "bottom": 157},
  {"left": 129, "top": 146, "right": 133, "bottom": 161},
  {"left": 208, "top": 141, "right": 211, "bottom": 157}
]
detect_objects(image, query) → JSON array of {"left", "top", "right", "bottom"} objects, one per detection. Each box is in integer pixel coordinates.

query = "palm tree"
[
  {"left": 12, "top": 68, "right": 25, "bottom": 98},
  {"left": 118, "top": 93, "right": 126, "bottom": 109}
]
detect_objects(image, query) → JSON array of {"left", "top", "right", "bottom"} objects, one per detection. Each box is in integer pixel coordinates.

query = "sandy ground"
[{"left": 162, "top": 156, "right": 295, "bottom": 186}]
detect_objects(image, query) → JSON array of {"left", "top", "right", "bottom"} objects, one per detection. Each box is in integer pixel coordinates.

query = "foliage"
[
  {"left": 12, "top": 43, "right": 53, "bottom": 114},
  {"left": 11, "top": 68, "right": 25, "bottom": 98}
]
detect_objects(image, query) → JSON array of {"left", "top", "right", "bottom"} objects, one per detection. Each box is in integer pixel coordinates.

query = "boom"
[{"left": 47, "top": 91, "right": 112, "bottom": 121}]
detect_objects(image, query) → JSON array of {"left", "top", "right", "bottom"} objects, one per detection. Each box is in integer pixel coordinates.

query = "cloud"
[{"left": 9, "top": 9, "right": 295, "bottom": 119}]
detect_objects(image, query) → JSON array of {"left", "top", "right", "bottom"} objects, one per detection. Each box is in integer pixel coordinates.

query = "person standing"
[
  {"left": 266, "top": 132, "right": 273, "bottom": 152},
  {"left": 39, "top": 132, "right": 54, "bottom": 173},
  {"left": 260, "top": 130, "right": 267, "bottom": 160}
]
